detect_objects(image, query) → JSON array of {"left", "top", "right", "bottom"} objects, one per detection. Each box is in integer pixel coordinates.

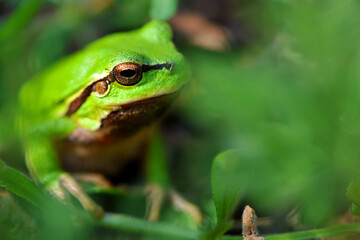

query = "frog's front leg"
[
  {"left": 145, "top": 131, "right": 203, "bottom": 223},
  {"left": 24, "top": 119, "right": 104, "bottom": 219}
]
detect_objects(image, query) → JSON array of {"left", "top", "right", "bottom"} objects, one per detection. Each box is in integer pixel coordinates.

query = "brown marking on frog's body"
[{"left": 57, "top": 93, "right": 177, "bottom": 183}]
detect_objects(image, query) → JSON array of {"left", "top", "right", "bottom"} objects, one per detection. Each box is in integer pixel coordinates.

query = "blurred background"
[{"left": 1, "top": 0, "right": 360, "bottom": 239}]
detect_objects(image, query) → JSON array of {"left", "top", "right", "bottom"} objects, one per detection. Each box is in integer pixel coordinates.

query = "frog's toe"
[
  {"left": 144, "top": 183, "right": 165, "bottom": 221},
  {"left": 72, "top": 172, "right": 112, "bottom": 189},
  {"left": 87, "top": 201, "right": 104, "bottom": 219},
  {"left": 169, "top": 190, "right": 203, "bottom": 224},
  {"left": 144, "top": 184, "right": 203, "bottom": 224},
  {"left": 45, "top": 173, "right": 104, "bottom": 219}
]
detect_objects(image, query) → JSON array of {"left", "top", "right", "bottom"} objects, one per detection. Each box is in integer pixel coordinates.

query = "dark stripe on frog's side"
[
  {"left": 65, "top": 77, "right": 105, "bottom": 116},
  {"left": 65, "top": 62, "right": 173, "bottom": 116}
]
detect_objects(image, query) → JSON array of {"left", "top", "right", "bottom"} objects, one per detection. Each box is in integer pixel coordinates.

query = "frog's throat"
[
  {"left": 96, "top": 91, "right": 179, "bottom": 137},
  {"left": 65, "top": 62, "right": 174, "bottom": 116}
]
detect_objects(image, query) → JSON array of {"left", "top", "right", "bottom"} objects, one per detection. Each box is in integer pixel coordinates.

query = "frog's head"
[{"left": 68, "top": 21, "right": 190, "bottom": 135}]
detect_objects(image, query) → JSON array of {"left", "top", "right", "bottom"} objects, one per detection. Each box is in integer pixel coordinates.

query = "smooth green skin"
[{"left": 18, "top": 20, "right": 190, "bottom": 189}]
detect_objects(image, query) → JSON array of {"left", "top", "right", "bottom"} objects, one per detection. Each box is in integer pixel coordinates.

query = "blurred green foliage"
[
  {"left": 181, "top": 0, "right": 360, "bottom": 226},
  {"left": 1, "top": 0, "right": 360, "bottom": 239}
]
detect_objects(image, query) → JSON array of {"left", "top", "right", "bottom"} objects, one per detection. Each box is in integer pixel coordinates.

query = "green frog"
[{"left": 18, "top": 20, "right": 201, "bottom": 222}]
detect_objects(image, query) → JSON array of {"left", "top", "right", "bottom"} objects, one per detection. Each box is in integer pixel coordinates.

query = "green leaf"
[
  {"left": 0, "top": 158, "right": 48, "bottom": 207},
  {"left": 346, "top": 178, "right": 360, "bottom": 216},
  {"left": 212, "top": 150, "right": 248, "bottom": 224},
  {"left": 209, "top": 150, "right": 254, "bottom": 239},
  {"left": 150, "top": 0, "right": 178, "bottom": 21}
]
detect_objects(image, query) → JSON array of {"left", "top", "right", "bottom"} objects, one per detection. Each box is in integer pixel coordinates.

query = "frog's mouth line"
[
  {"left": 65, "top": 62, "right": 174, "bottom": 116},
  {"left": 97, "top": 91, "right": 179, "bottom": 137}
]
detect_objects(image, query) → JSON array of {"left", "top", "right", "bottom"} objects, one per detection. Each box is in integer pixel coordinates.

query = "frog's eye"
[
  {"left": 113, "top": 62, "right": 143, "bottom": 86},
  {"left": 93, "top": 79, "right": 110, "bottom": 97}
]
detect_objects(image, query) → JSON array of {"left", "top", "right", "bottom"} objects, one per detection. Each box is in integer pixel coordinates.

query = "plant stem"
[
  {"left": 221, "top": 222, "right": 360, "bottom": 240},
  {"left": 98, "top": 212, "right": 360, "bottom": 240},
  {"left": 98, "top": 213, "right": 200, "bottom": 240}
]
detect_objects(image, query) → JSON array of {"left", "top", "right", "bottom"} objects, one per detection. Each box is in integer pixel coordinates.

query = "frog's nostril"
[{"left": 120, "top": 69, "right": 136, "bottom": 78}]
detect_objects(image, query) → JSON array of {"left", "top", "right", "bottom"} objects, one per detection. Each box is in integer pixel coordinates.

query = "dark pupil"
[{"left": 121, "top": 69, "right": 136, "bottom": 78}]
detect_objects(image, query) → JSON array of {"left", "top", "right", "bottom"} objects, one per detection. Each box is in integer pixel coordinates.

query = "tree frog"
[{"left": 18, "top": 20, "right": 200, "bottom": 221}]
